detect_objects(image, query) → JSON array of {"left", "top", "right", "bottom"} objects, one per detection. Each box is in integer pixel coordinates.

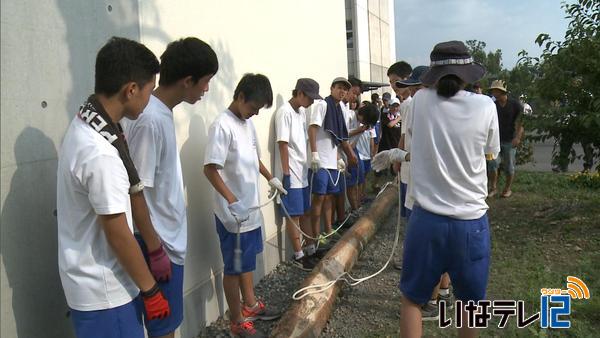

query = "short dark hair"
[
  {"left": 387, "top": 61, "right": 412, "bottom": 78},
  {"left": 371, "top": 93, "right": 380, "bottom": 101},
  {"left": 95, "top": 37, "right": 159, "bottom": 96},
  {"left": 159, "top": 37, "right": 218, "bottom": 86},
  {"left": 348, "top": 76, "right": 363, "bottom": 90},
  {"left": 234, "top": 73, "right": 273, "bottom": 108},
  {"left": 437, "top": 75, "right": 463, "bottom": 98},
  {"left": 356, "top": 102, "right": 379, "bottom": 127}
]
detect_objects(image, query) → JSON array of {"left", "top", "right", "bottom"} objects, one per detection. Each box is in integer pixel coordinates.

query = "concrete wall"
[
  {"left": 346, "top": 0, "right": 396, "bottom": 96},
  {"left": 1, "top": 0, "right": 347, "bottom": 337}
]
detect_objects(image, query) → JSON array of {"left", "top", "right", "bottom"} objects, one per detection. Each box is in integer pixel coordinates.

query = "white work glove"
[
  {"left": 371, "top": 149, "right": 408, "bottom": 172},
  {"left": 311, "top": 152, "right": 320, "bottom": 172},
  {"left": 337, "top": 158, "right": 346, "bottom": 173},
  {"left": 268, "top": 177, "right": 288, "bottom": 195},
  {"left": 228, "top": 200, "right": 250, "bottom": 224}
]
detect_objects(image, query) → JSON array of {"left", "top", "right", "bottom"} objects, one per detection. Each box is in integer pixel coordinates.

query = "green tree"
[
  {"left": 522, "top": 0, "right": 600, "bottom": 171},
  {"left": 465, "top": 39, "right": 505, "bottom": 88}
]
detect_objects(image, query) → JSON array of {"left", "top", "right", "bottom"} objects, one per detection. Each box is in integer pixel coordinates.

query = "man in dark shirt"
[{"left": 487, "top": 80, "right": 524, "bottom": 198}]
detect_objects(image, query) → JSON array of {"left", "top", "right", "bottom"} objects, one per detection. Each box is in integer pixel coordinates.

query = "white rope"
[{"left": 291, "top": 173, "right": 401, "bottom": 300}]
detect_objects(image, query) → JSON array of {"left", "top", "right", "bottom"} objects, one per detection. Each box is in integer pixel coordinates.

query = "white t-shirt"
[
  {"left": 274, "top": 101, "right": 309, "bottom": 189},
  {"left": 204, "top": 109, "right": 264, "bottom": 233},
  {"left": 57, "top": 117, "right": 139, "bottom": 311},
  {"left": 356, "top": 126, "right": 376, "bottom": 160},
  {"left": 122, "top": 95, "right": 188, "bottom": 265},
  {"left": 309, "top": 99, "right": 339, "bottom": 169},
  {"left": 399, "top": 96, "right": 413, "bottom": 184},
  {"left": 407, "top": 88, "right": 500, "bottom": 220}
]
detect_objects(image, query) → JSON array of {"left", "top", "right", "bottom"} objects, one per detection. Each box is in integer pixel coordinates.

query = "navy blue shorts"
[
  {"left": 400, "top": 206, "right": 491, "bottom": 305},
  {"left": 309, "top": 168, "right": 341, "bottom": 195},
  {"left": 215, "top": 216, "right": 263, "bottom": 275},
  {"left": 135, "top": 235, "right": 184, "bottom": 337},
  {"left": 70, "top": 301, "right": 143, "bottom": 338},
  {"left": 362, "top": 159, "right": 372, "bottom": 175},
  {"left": 281, "top": 186, "right": 310, "bottom": 216},
  {"left": 346, "top": 151, "right": 365, "bottom": 187}
]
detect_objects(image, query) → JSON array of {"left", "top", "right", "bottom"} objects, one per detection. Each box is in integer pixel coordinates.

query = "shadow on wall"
[
  {"left": 179, "top": 39, "right": 236, "bottom": 338},
  {"left": 0, "top": 128, "right": 70, "bottom": 338},
  {"left": 55, "top": 0, "right": 170, "bottom": 120}
]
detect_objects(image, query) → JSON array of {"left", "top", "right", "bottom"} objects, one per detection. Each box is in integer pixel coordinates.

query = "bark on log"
[{"left": 270, "top": 184, "right": 399, "bottom": 338}]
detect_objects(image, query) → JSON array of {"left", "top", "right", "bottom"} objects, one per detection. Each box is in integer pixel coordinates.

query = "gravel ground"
[
  {"left": 321, "top": 207, "right": 403, "bottom": 338},
  {"left": 201, "top": 182, "right": 404, "bottom": 338}
]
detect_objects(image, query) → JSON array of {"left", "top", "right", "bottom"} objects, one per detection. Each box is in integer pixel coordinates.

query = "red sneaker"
[
  {"left": 242, "top": 300, "right": 281, "bottom": 321},
  {"left": 230, "top": 320, "right": 265, "bottom": 338}
]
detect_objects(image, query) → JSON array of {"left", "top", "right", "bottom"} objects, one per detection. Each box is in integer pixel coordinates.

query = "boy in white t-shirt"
[
  {"left": 335, "top": 77, "right": 364, "bottom": 227},
  {"left": 275, "top": 78, "right": 322, "bottom": 271},
  {"left": 57, "top": 37, "right": 169, "bottom": 338},
  {"left": 308, "top": 77, "right": 357, "bottom": 248},
  {"left": 123, "top": 37, "right": 218, "bottom": 338},
  {"left": 204, "top": 74, "right": 287, "bottom": 338},
  {"left": 375, "top": 41, "right": 500, "bottom": 337},
  {"left": 353, "top": 103, "right": 379, "bottom": 204}
]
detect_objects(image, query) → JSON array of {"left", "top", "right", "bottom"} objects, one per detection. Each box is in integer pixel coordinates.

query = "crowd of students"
[{"left": 57, "top": 36, "right": 505, "bottom": 338}]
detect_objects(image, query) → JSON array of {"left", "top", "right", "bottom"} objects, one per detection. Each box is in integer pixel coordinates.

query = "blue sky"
[{"left": 394, "top": 0, "right": 571, "bottom": 69}]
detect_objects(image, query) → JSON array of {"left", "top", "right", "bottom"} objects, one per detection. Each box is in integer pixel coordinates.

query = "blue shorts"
[
  {"left": 487, "top": 142, "right": 516, "bottom": 175},
  {"left": 346, "top": 152, "right": 365, "bottom": 187},
  {"left": 215, "top": 216, "right": 263, "bottom": 275},
  {"left": 135, "top": 235, "right": 184, "bottom": 337},
  {"left": 400, "top": 206, "right": 491, "bottom": 305},
  {"left": 309, "top": 168, "right": 341, "bottom": 195},
  {"left": 281, "top": 186, "right": 310, "bottom": 216},
  {"left": 70, "top": 301, "right": 143, "bottom": 338},
  {"left": 362, "top": 159, "right": 372, "bottom": 175}
]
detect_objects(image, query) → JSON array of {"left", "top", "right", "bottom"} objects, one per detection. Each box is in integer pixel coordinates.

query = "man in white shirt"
[
  {"left": 274, "top": 78, "right": 322, "bottom": 270},
  {"left": 308, "top": 77, "right": 357, "bottom": 247},
  {"left": 373, "top": 41, "right": 499, "bottom": 338},
  {"left": 57, "top": 37, "right": 169, "bottom": 338},
  {"left": 204, "top": 74, "right": 287, "bottom": 338},
  {"left": 123, "top": 37, "right": 218, "bottom": 338}
]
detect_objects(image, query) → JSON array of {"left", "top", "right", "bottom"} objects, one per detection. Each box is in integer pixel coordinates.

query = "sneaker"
[
  {"left": 242, "top": 301, "right": 281, "bottom": 321},
  {"left": 230, "top": 320, "right": 265, "bottom": 338},
  {"left": 291, "top": 255, "right": 317, "bottom": 271},
  {"left": 438, "top": 293, "right": 455, "bottom": 310},
  {"left": 393, "top": 257, "right": 402, "bottom": 270},
  {"left": 421, "top": 302, "right": 440, "bottom": 321},
  {"left": 313, "top": 247, "right": 328, "bottom": 259}
]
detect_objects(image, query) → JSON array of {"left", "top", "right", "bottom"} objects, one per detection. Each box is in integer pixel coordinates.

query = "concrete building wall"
[
  {"left": 346, "top": 0, "right": 396, "bottom": 95},
  {"left": 1, "top": 1, "right": 142, "bottom": 337},
  {"left": 1, "top": 0, "right": 347, "bottom": 337}
]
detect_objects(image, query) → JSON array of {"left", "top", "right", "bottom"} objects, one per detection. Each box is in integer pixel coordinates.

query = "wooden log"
[{"left": 270, "top": 184, "right": 399, "bottom": 338}]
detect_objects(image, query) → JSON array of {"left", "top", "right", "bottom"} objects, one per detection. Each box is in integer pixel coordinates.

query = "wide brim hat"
[
  {"left": 397, "top": 65, "right": 430, "bottom": 86},
  {"left": 420, "top": 40, "right": 486, "bottom": 86},
  {"left": 489, "top": 80, "right": 507, "bottom": 92}
]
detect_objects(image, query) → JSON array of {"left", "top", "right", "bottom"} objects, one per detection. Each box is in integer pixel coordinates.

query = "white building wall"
[
  {"left": 1, "top": 1, "right": 347, "bottom": 337},
  {"left": 138, "top": 1, "right": 348, "bottom": 336},
  {"left": 1, "top": 1, "right": 141, "bottom": 337}
]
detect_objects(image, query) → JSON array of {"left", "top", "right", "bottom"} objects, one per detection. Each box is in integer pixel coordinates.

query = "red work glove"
[
  {"left": 141, "top": 283, "right": 170, "bottom": 320},
  {"left": 148, "top": 245, "right": 171, "bottom": 282}
]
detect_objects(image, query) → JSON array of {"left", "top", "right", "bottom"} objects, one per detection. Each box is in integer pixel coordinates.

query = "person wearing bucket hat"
[
  {"left": 378, "top": 40, "right": 500, "bottom": 337},
  {"left": 274, "top": 78, "right": 321, "bottom": 272},
  {"left": 487, "top": 79, "right": 524, "bottom": 199}
]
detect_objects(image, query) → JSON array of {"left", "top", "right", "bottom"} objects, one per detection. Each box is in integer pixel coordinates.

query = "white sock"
[
  {"left": 294, "top": 250, "right": 304, "bottom": 260},
  {"left": 429, "top": 299, "right": 437, "bottom": 305},
  {"left": 440, "top": 288, "right": 449, "bottom": 296},
  {"left": 305, "top": 244, "right": 316, "bottom": 256}
]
